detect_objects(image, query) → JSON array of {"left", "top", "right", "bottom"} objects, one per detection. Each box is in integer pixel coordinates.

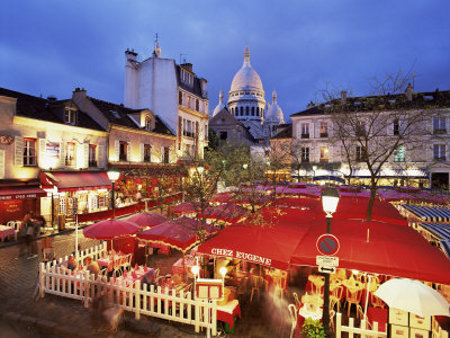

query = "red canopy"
[
  {"left": 41, "top": 171, "right": 112, "bottom": 192},
  {"left": 334, "top": 197, "right": 407, "bottom": 226},
  {"left": 124, "top": 212, "right": 167, "bottom": 228},
  {"left": 378, "top": 189, "right": 449, "bottom": 205},
  {"left": 137, "top": 217, "right": 216, "bottom": 252},
  {"left": 172, "top": 202, "right": 200, "bottom": 214},
  {"left": 290, "top": 218, "right": 450, "bottom": 285},
  {"left": 83, "top": 219, "right": 140, "bottom": 240},
  {"left": 200, "top": 203, "right": 247, "bottom": 223}
]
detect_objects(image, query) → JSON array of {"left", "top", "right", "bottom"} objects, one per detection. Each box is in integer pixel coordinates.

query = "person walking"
[{"left": 17, "top": 211, "right": 32, "bottom": 258}]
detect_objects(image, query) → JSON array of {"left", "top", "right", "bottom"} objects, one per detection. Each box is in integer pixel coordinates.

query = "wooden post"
[
  {"left": 135, "top": 280, "right": 141, "bottom": 319},
  {"left": 195, "top": 300, "right": 200, "bottom": 333}
]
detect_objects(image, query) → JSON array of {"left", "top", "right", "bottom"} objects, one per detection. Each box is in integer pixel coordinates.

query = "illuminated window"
[
  {"left": 23, "top": 138, "right": 37, "bottom": 166},
  {"left": 145, "top": 116, "right": 152, "bottom": 131},
  {"left": 65, "top": 142, "right": 76, "bottom": 167},
  {"left": 320, "top": 146, "right": 328, "bottom": 162},
  {"left": 394, "top": 145, "right": 405, "bottom": 162}
]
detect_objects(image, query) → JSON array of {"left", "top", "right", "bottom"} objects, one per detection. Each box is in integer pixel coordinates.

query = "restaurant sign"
[
  {"left": 0, "top": 135, "right": 14, "bottom": 145},
  {"left": 211, "top": 248, "right": 272, "bottom": 266},
  {"left": 0, "top": 193, "right": 40, "bottom": 200}
]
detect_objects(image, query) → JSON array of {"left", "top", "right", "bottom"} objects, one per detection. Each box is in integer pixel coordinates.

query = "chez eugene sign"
[
  {"left": 316, "top": 234, "right": 340, "bottom": 274},
  {"left": 211, "top": 248, "right": 272, "bottom": 266}
]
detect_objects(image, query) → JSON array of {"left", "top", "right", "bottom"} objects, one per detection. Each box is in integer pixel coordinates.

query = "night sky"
[{"left": 1, "top": 0, "right": 449, "bottom": 122}]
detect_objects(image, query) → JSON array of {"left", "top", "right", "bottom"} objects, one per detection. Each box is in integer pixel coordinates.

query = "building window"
[
  {"left": 144, "top": 144, "right": 152, "bottom": 162},
  {"left": 187, "top": 96, "right": 191, "bottom": 108},
  {"left": 64, "top": 108, "right": 76, "bottom": 125},
  {"left": 433, "top": 116, "right": 447, "bottom": 134},
  {"left": 179, "top": 91, "right": 183, "bottom": 105},
  {"left": 220, "top": 131, "right": 228, "bottom": 140},
  {"left": 162, "top": 147, "right": 170, "bottom": 164},
  {"left": 301, "top": 123, "right": 309, "bottom": 139},
  {"left": 434, "top": 144, "right": 446, "bottom": 161},
  {"left": 356, "top": 121, "right": 366, "bottom": 137},
  {"left": 246, "top": 107, "right": 249, "bottom": 116},
  {"left": 65, "top": 142, "right": 76, "bottom": 167},
  {"left": 204, "top": 124, "right": 208, "bottom": 140},
  {"left": 320, "top": 122, "right": 328, "bottom": 138},
  {"left": 240, "top": 107, "right": 243, "bottom": 116},
  {"left": 251, "top": 107, "right": 255, "bottom": 116},
  {"left": 145, "top": 116, "right": 152, "bottom": 131},
  {"left": 23, "top": 138, "right": 37, "bottom": 166},
  {"left": 394, "top": 145, "right": 405, "bottom": 162},
  {"left": 89, "top": 144, "right": 97, "bottom": 167},
  {"left": 183, "top": 119, "right": 195, "bottom": 138},
  {"left": 196, "top": 99, "right": 199, "bottom": 111},
  {"left": 356, "top": 146, "right": 367, "bottom": 162},
  {"left": 320, "top": 146, "right": 328, "bottom": 162},
  {"left": 301, "top": 147, "right": 310, "bottom": 163},
  {"left": 393, "top": 118, "right": 400, "bottom": 135},
  {"left": 119, "top": 141, "right": 128, "bottom": 161}
]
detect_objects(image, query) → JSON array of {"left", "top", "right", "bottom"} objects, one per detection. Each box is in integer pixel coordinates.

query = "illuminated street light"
[{"left": 107, "top": 168, "right": 120, "bottom": 217}]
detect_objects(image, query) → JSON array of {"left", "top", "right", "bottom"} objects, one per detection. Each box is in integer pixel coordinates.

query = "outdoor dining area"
[{"left": 35, "top": 182, "right": 450, "bottom": 337}]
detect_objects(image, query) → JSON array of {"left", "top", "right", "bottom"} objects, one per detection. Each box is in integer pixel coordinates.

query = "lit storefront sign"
[{"left": 210, "top": 248, "right": 272, "bottom": 266}]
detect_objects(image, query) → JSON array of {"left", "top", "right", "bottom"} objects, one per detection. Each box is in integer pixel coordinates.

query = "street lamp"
[
  {"left": 321, "top": 186, "right": 340, "bottom": 337},
  {"left": 107, "top": 168, "right": 120, "bottom": 217}
]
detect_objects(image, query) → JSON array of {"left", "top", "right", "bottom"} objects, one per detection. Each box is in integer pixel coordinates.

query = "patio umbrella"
[
  {"left": 172, "top": 202, "right": 201, "bottom": 215},
  {"left": 124, "top": 212, "right": 167, "bottom": 228},
  {"left": 374, "top": 278, "right": 450, "bottom": 317},
  {"left": 83, "top": 219, "right": 140, "bottom": 240}
]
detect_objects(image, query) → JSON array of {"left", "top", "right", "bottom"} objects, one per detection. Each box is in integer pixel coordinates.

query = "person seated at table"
[
  {"left": 65, "top": 255, "right": 78, "bottom": 271},
  {"left": 142, "top": 269, "right": 156, "bottom": 287},
  {"left": 84, "top": 256, "right": 101, "bottom": 277}
]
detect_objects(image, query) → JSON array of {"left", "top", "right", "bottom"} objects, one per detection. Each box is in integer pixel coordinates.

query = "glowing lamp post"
[
  {"left": 321, "top": 186, "right": 340, "bottom": 337},
  {"left": 107, "top": 168, "right": 120, "bottom": 217},
  {"left": 219, "top": 266, "right": 227, "bottom": 279},
  {"left": 191, "top": 265, "right": 200, "bottom": 278}
]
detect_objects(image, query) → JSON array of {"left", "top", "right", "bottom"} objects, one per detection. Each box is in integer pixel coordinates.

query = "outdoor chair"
[
  {"left": 330, "top": 285, "right": 344, "bottom": 312},
  {"left": 370, "top": 293, "right": 385, "bottom": 308},
  {"left": 250, "top": 275, "right": 266, "bottom": 302},
  {"left": 346, "top": 287, "right": 363, "bottom": 318},
  {"left": 292, "top": 292, "right": 302, "bottom": 311},
  {"left": 288, "top": 304, "right": 297, "bottom": 338}
]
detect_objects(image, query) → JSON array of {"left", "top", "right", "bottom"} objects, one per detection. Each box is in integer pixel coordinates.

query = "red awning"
[
  {"left": 0, "top": 186, "right": 46, "bottom": 200},
  {"left": 290, "top": 218, "right": 450, "bottom": 285},
  {"left": 40, "top": 172, "right": 112, "bottom": 192}
]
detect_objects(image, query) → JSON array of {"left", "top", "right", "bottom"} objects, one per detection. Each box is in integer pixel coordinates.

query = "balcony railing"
[
  {"left": 434, "top": 156, "right": 447, "bottom": 162},
  {"left": 301, "top": 134, "right": 309, "bottom": 139}
]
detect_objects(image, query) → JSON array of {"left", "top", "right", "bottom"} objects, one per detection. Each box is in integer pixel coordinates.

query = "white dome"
[
  {"left": 230, "top": 47, "right": 264, "bottom": 92},
  {"left": 212, "top": 89, "right": 226, "bottom": 117},
  {"left": 265, "top": 91, "right": 285, "bottom": 124}
]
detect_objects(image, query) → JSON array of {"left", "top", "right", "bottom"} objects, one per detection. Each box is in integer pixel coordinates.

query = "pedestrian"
[{"left": 17, "top": 212, "right": 30, "bottom": 258}]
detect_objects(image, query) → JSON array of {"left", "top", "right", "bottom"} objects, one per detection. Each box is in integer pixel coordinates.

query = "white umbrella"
[{"left": 374, "top": 278, "right": 450, "bottom": 317}]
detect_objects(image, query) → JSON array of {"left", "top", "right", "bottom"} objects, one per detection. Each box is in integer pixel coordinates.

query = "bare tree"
[{"left": 322, "top": 71, "right": 434, "bottom": 220}]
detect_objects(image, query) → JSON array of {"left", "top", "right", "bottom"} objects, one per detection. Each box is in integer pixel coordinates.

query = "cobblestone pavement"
[{"left": 0, "top": 230, "right": 294, "bottom": 337}]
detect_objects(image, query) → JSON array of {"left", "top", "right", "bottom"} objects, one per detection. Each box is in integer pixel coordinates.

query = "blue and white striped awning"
[
  {"left": 440, "top": 240, "right": 450, "bottom": 259},
  {"left": 419, "top": 223, "right": 450, "bottom": 240},
  {"left": 403, "top": 204, "right": 450, "bottom": 222}
]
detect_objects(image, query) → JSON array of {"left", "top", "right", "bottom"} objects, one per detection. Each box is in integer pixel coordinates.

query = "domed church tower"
[{"left": 227, "top": 47, "right": 266, "bottom": 125}]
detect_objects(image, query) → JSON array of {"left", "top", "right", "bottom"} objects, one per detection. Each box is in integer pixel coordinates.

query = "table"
[
  {"left": 172, "top": 256, "right": 197, "bottom": 276},
  {"left": 0, "top": 225, "right": 15, "bottom": 242},
  {"left": 97, "top": 254, "right": 128, "bottom": 272},
  {"left": 217, "top": 299, "right": 241, "bottom": 330}
]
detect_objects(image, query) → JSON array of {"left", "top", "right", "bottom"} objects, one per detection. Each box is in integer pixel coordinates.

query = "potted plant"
[{"left": 301, "top": 318, "right": 325, "bottom": 338}]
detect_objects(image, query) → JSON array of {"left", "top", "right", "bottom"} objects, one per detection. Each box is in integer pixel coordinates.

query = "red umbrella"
[
  {"left": 83, "top": 219, "right": 140, "bottom": 240},
  {"left": 137, "top": 217, "right": 214, "bottom": 252},
  {"left": 125, "top": 212, "right": 167, "bottom": 228},
  {"left": 172, "top": 202, "right": 201, "bottom": 215}
]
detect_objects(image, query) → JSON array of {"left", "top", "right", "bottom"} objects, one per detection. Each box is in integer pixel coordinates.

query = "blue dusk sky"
[{"left": 1, "top": 0, "right": 449, "bottom": 122}]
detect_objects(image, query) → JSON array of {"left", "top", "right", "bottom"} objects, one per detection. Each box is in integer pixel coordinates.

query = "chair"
[
  {"left": 330, "top": 309, "right": 336, "bottom": 332},
  {"left": 330, "top": 285, "right": 344, "bottom": 313},
  {"left": 250, "top": 275, "right": 266, "bottom": 302},
  {"left": 370, "top": 293, "right": 385, "bottom": 308},
  {"left": 124, "top": 254, "right": 132, "bottom": 271},
  {"left": 288, "top": 304, "right": 297, "bottom": 338},
  {"left": 292, "top": 292, "right": 302, "bottom": 311},
  {"left": 346, "top": 287, "right": 363, "bottom": 318}
]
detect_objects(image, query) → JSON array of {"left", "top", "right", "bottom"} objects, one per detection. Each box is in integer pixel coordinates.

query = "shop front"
[
  {"left": 40, "top": 171, "right": 113, "bottom": 228},
  {"left": 0, "top": 181, "right": 46, "bottom": 224}
]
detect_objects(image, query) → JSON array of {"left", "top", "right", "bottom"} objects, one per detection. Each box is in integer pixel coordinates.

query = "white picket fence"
[
  {"left": 74, "top": 242, "right": 107, "bottom": 264},
  {"left": 335, "top": 313, "right": 387, "bottom": 337},
  {"left": 38, "top": 262, "right": 218, "bottom": 337}
]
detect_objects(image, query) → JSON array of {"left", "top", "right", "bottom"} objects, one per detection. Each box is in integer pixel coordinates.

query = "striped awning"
[
  {"left": 419, "top": 223, "right": 450, "bottom": 241},
  {"left": 440, "top": 240, "right": 450, "bottom": 259},
  {"left": 403, "top": 204, "right": 450, "bottom": 222}
]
